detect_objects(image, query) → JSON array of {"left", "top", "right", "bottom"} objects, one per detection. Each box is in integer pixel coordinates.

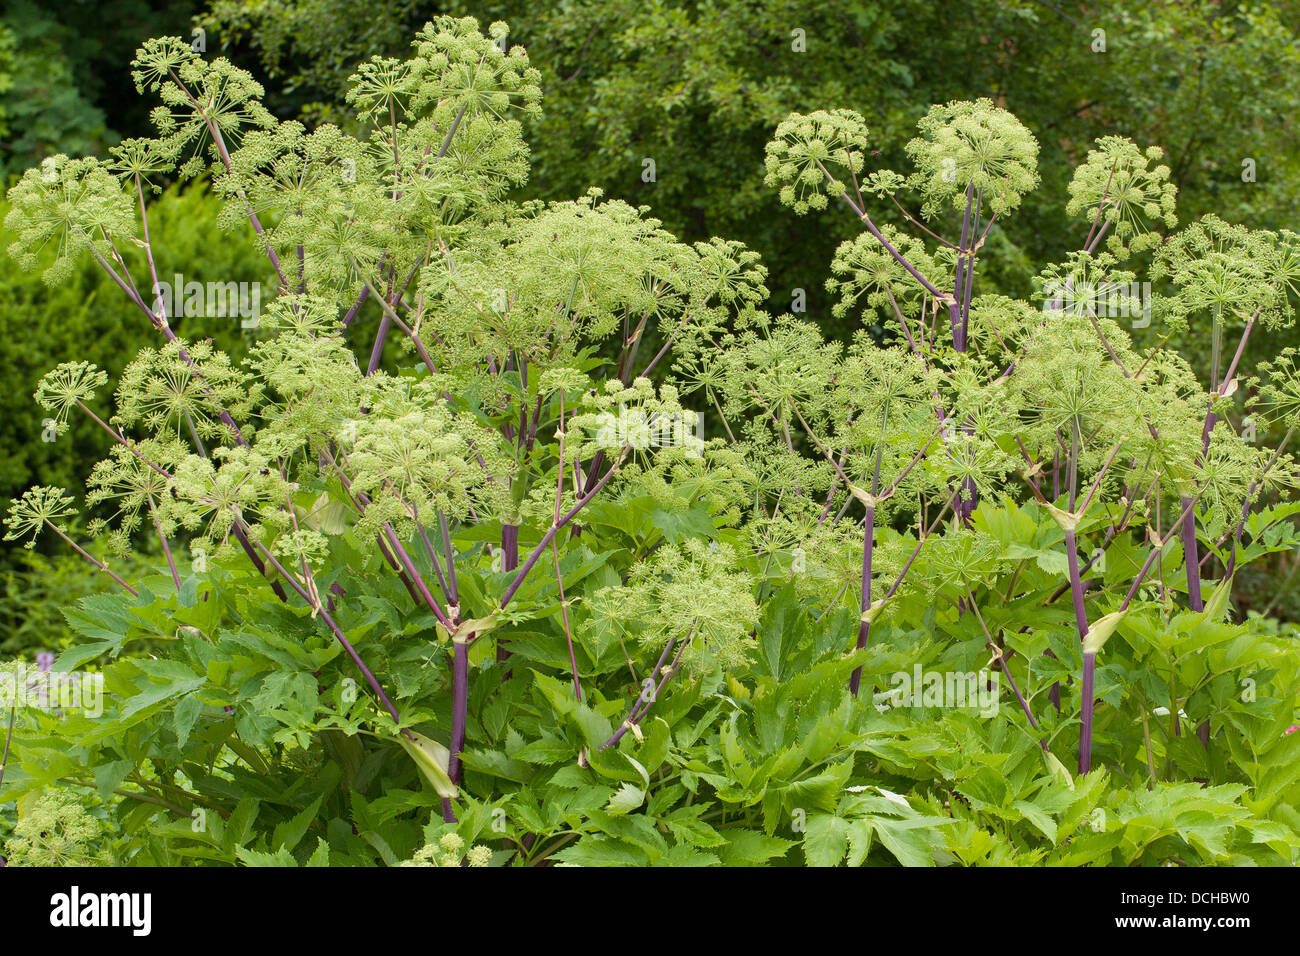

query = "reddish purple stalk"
[
  {"left": 952, "top": 184, "right": 975, "bottom": 350},
  {"left": 848, "top": 506, "right": 875, "bottom": 697},
  {"left": 448, "top": 641, "right": 469, "bottom": 785},
  {"left": 501, "top": 455, "right": 623, "bottom": 608},
  {"left": 1064, "top": 529, "right": 1095, "bottom": 774},
  {"left": 251, "top": 534, "right": 400, "bottom": 726},
  {"left": 1079, "top": 651, "right": 1097, "bottom": 772},
  {"left": 601, "top": 636, "right": 683, "bottom": 750},
  {"left": 497, "top": 524, "right": 519, "bottom": 667},
  {"left": 1179, "top": 313, "right": 1255, "bottom": 612}
]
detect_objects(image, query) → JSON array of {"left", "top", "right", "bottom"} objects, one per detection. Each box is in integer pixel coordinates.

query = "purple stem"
[
  {"left": 152, "top": 508, "right": 182, "bottom": 591},
  {"left": 501, "top": 455, "right": 623, "bottom": 608},
  {"left": 1064, "top": 529, "right": 1096, "bottom": 774},
  {"left": 825, "top": 179, "right": 944, "bottom": 299},
  {"left": 384, "top": 525, "right": 455, "bottom": 630},
  {"left": 601, "top": 636, "right": 682, "bottom": 750},
  {"left": 252, "top": 534, "right": 400, "bottom": 725},
  {"left": 448, "top": 641, "right": 469, "bottom": 786},
  {"left": 49, "top": 524, "right": 138, "bottom": 595},
  {"left": 367, "top": 314, "right": 393, "bottom": 375},
  {"left": 1179, "top": 497, "right": 1204, "bottom": 612},
  {"left": 497, "top": 524, "right": 519, "bottom": 667},
  {"left": 952, "top": 184, "right": 974, "bottom": 350},
  {"left": 438, "top": 510, "right": 459, "bottom": 605},
  {"left": 1180, "top": 313, "right": 1256, "bottom": 612},
  {"left": 1079, "top": 652, "right": 1097, "bottom": 773},
  {"left": 848, "top": 506, "right": 875, "bottom": 697},
  {"left": 342, "top": 284, "right": 370, "bottom": 327},
  {"left": 959, "top": 192, "right": 982, "bottom": 341}
]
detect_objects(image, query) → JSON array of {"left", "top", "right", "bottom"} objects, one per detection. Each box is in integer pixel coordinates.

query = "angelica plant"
[
  {"left": 2, "top": 15, "right": 767, "bottom": 848},
  {"left": 2, "top": 790, "right": 110, "bottom": 867},
  {"left": 4, "top": 487, "right": 138, "bottom": 596},
  {"left": 398, "top": 832, "right": 490, "bottom": 867},
  {"left": 1, "top": 20, "right": 1298, "bottom": 869},
  {"left": 589, "top": 538, "right": 757, "bottom": 749},
  {"left": 1064, "top": 137, "right": 1177, "bottom": 260},
  {"left": 751, "top": 95, "right": 1300, "bottom": 782}
]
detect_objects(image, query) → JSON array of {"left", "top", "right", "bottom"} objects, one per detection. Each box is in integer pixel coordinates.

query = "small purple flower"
[
  {"left": 35, "top": 651, "right": 54, "bottom": 673},
  {"left": 1287, "top": 725, "right": 1298, "bottom": 736}
]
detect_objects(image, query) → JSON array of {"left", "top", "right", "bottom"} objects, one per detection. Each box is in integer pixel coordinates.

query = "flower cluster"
[
  {"left": 2, "top": 790, "right": 111, "bottom": 866},
  {"left": 400, "top": 832, "right": 491, "bottom": 867}
]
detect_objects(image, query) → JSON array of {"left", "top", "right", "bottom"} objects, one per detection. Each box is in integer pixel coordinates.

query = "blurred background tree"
[{"left": 0, "top": 0, "right": 201, "bottom": 178}]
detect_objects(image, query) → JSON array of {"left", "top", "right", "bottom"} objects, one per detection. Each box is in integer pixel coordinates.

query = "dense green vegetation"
[{"left": 200, "top": 0, "right": 1300, "bottom": 321}]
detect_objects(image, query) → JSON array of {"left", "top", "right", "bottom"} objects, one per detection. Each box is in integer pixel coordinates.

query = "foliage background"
[
  {"left": 0, "top": 4, "right": 1298, "bottom": 870},
  {"left": 7, "top": 0, "right": 1300, "bottom": 617},
  {"left": 196, "top": 0, "right": 1300, "bottom": 321},
  {"left": 6, "top": 0, "right": 1300, "bottom": 497}
]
